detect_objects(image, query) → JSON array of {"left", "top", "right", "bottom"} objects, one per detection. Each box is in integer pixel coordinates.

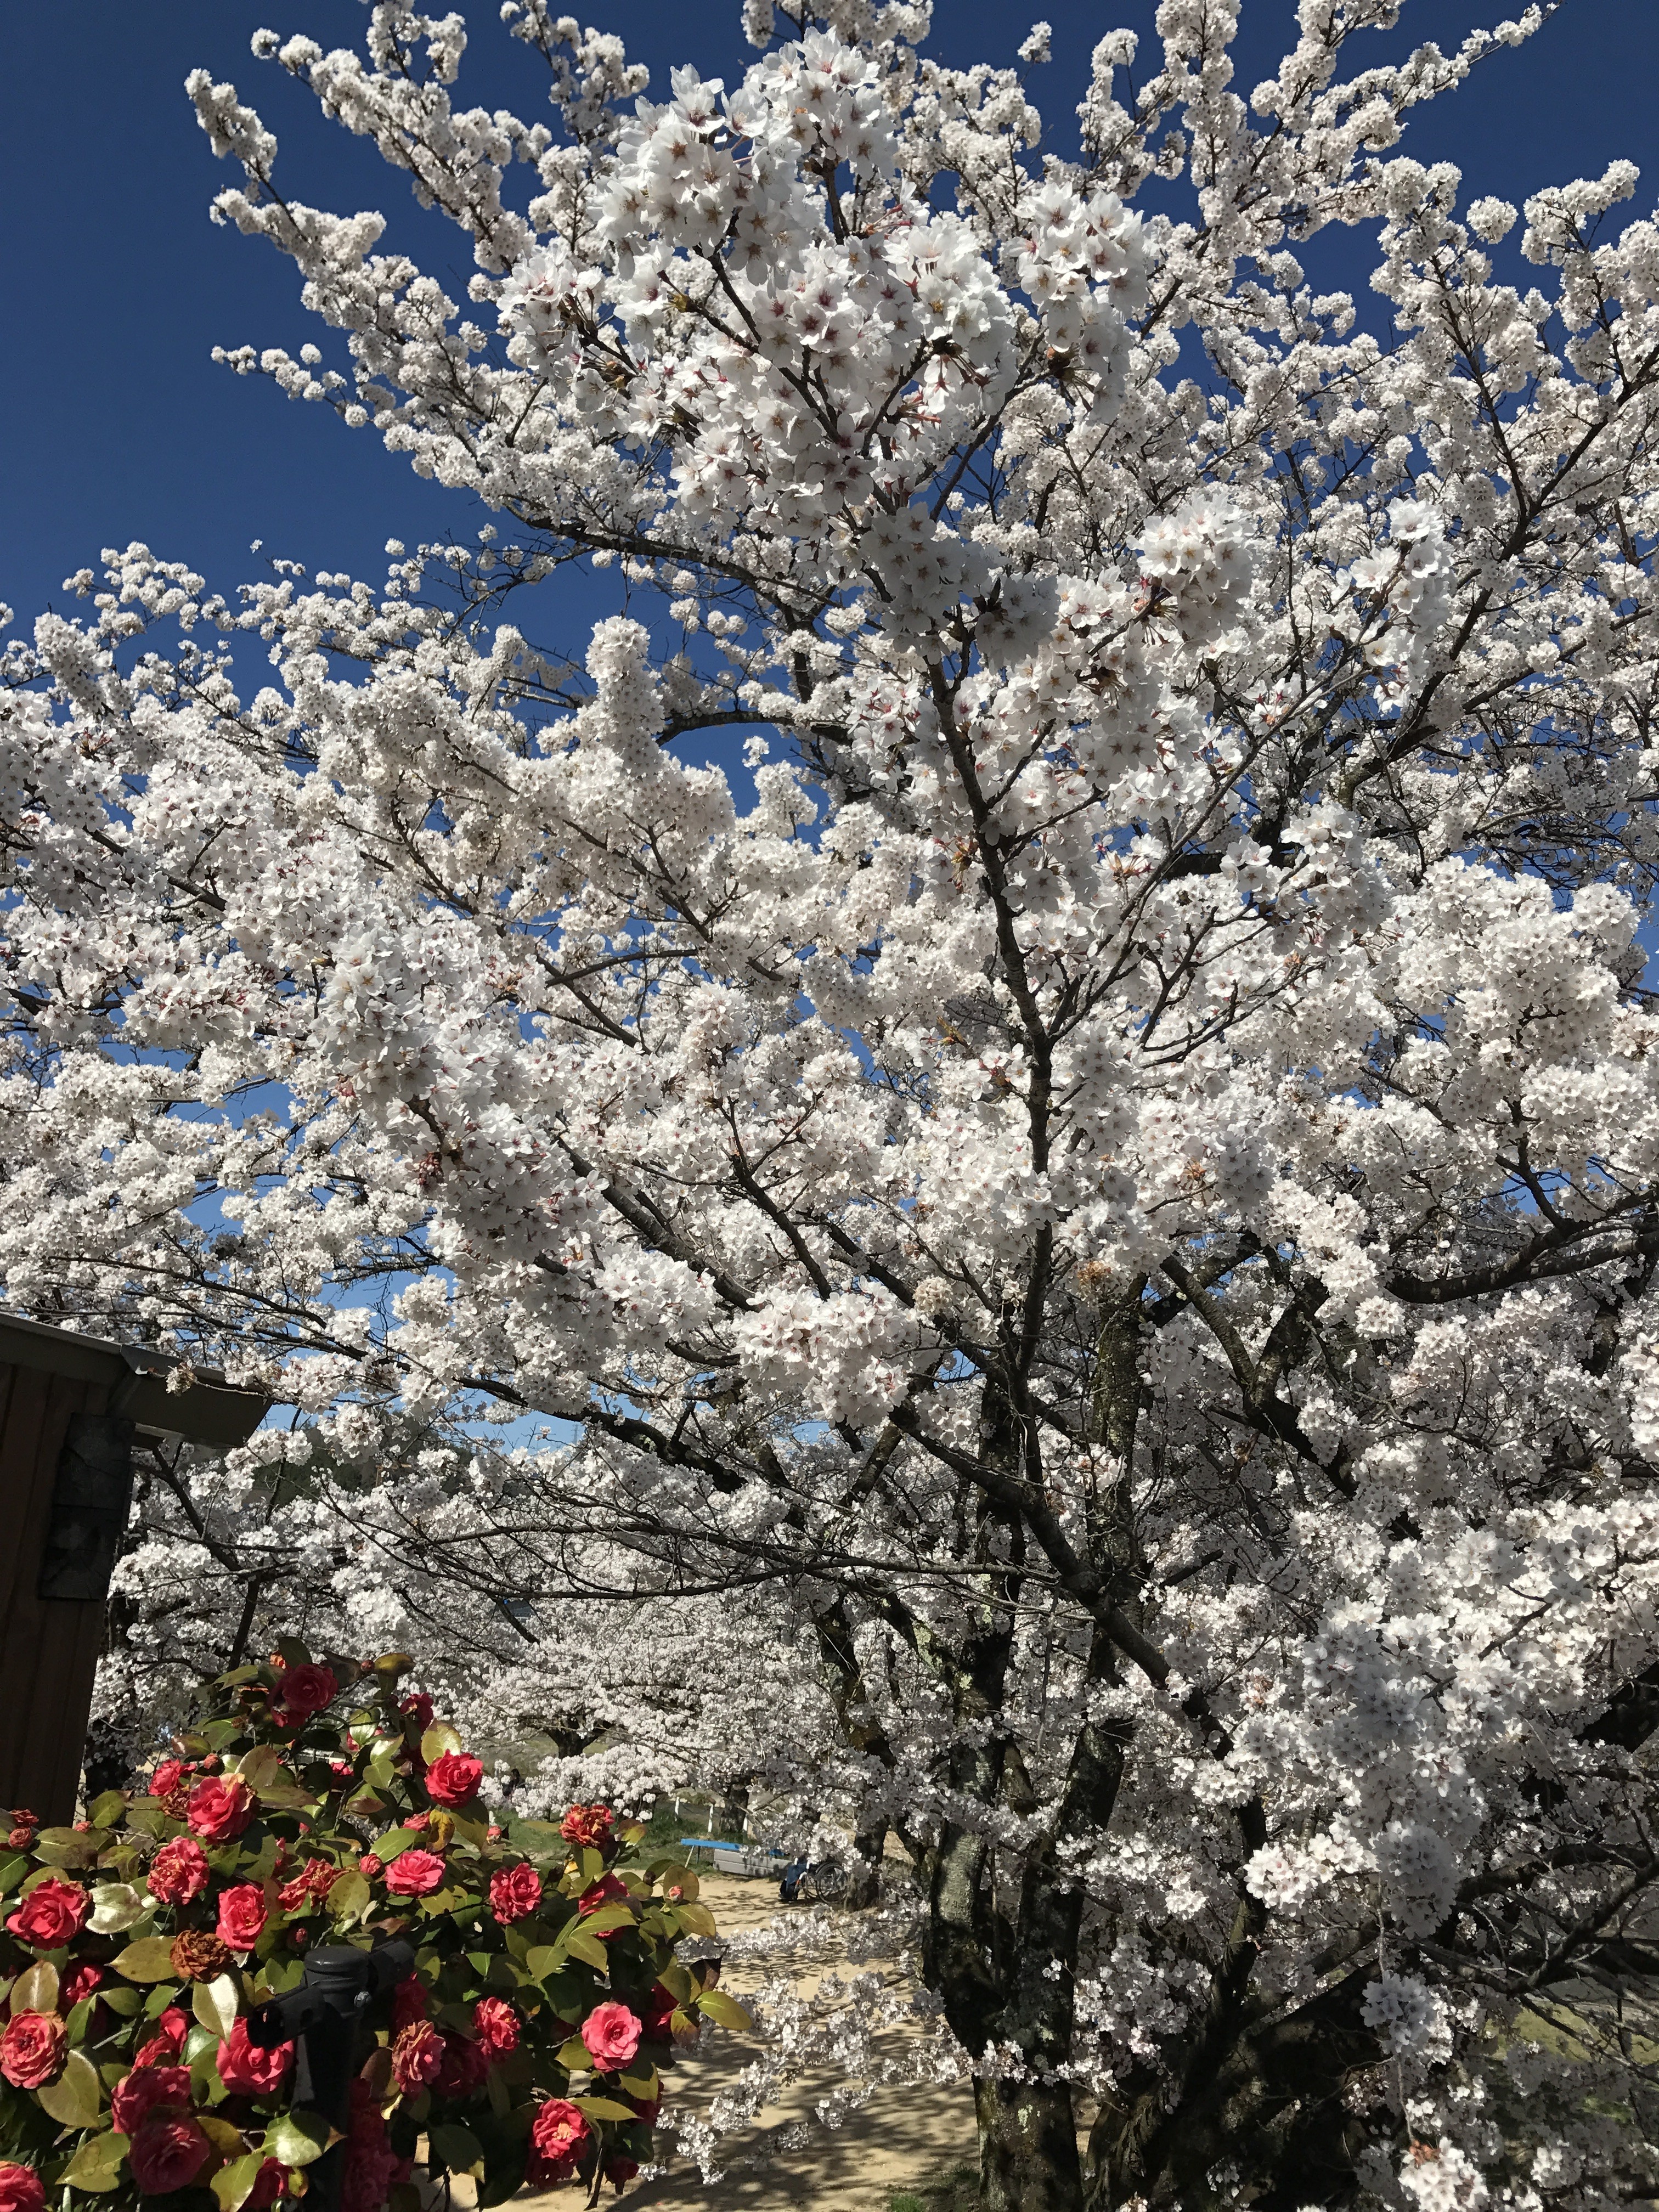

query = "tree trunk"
[{"left": 977, "top": 2076, "right": 1085, "bottom": 2212}]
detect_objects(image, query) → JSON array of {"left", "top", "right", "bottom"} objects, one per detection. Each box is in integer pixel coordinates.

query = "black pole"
[{"left": 247, "top": 1939, "right": 416, "bottom": 2212}]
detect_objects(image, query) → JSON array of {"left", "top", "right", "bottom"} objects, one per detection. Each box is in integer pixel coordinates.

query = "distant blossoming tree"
[{"left": 6, "top": 0, "right": 1659, "bottom": 2205}]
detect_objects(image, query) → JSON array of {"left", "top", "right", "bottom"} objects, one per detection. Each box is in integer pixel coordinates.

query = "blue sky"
[{"left": 3, "top": 0, "right": 1658, "bottom": 657}]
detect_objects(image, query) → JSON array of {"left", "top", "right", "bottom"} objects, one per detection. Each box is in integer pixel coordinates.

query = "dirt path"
[{"left": 524, "top": 1872, "right": 978, "bottom": 2212}]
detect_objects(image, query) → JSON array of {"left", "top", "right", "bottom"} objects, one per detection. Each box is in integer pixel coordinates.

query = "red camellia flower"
[
  {"left": 112, "top": 2065, "right": 191, "bottom": 2137},
  {"left": 560, "top": 1802, "right": 614, "bottom": 1849},
  {"left": 527, "top": 2100, "right": 592, "bottom": 2187},
  {"left": 276, "top": 1663, "right": 337, "bottom": 1718},
  {"left": 128, "top": 2117, "right": 211, "bottom": 2196},
  {"left": 146, "top": 1836, "right": 211, "bottom": 1906},
  {"left": 187, "top": 1773, "right": 255, "bottom": 1841},
  {"left": 0, "top": 2164, "right": 44, "bottom": 2212},
  {"left": 580, "top": 2001, "right": 642, "bottom": 2074},
  {"left": 424, "top": 1751, "right": 483, "bottom": 1807},
  {"left": 276, "top": 1855, "right": 339, "bottom": 1913},
  {"left": 217, "top": 2018, "right": 294, "bottom": 2097},
  {"left": 246, "top": 2161, "right": 289, "bottom": 2211},
  {"left": 359, "top": 1854, "right": 382, "bottom": 1876},
  {"left": 4, "top": 1875, "right": 89, "bottom": 1949},
  {"left": 134, "top": 2008, "right": 189, "bottom": 2069},
  {"left": 472, "top": 1997, "right": 520, "bottom": 2059},
  {"left": 604, "top": 2157, "right": 640, "bottom": 2190},
  {"left": 60, "top": 1962, "right": 104, "bottom": 2011},
  {"left": 639, "top": 1984, "right": 679, "bottom": 2043},
  {"left": 391, "top": 1977, "right": 428, "bottom": 2033},
  {"left": 150, "top": 1758, "right": 185, "bottom": 1801},
  {"left": 383, "top": 1849, "right": 445, "bottom": 1898},
  {"left": 488, "top": 1861, "right": 543, "bottom": 1925},
  {"left": 435, "top": 2032, "right": 489, "bottom": 2101},
  {"left": 390, "top": 2021, "right": 443, "bottom": 2095},
  {"left": 216, "top": 1882, "right": 268, "bottom": 1952},
  {"left": 400, "top": 1691, "right": 435, "bottom": 1733},
  {"left": 0, "top": 2015, "right": 65, "bottom": 2091}
]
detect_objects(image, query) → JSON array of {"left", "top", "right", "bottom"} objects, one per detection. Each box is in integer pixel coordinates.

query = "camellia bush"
[{"left": 0, "top": 1647, "right": 740, "bottom": 2212}]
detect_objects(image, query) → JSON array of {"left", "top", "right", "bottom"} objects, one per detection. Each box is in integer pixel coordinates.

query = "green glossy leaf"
[
  {"left": 0, "top": 1854, "right": 27, "bottom": 1898},
  {"left": 428, "top": 2123, "right": 483, "bottom": 2175},
  {"left": 419, "top": 1723, "right": 463, "bottom": 1764},
  {"left": 617, "top": 2069, "right": 659, "bottom": 2102},
  {"left": 327, "top": 1872, "right": 370, "bottom": 1925},
  {"left": 576, "top": 1848, "right": 603, "bottom": 1887},
  {"left": 192, "top": 1974, "right": 239, "bottom": 2041},
  {"left": 142, "top": 1982, "right": 183, "bottom": 2016},
  {"left": 570, "top": 2096, "right": 635, "bottom": 2121},
  {"left": 60, "top": 2130, "right": 128, "bottom": 2192},
  {"left": 580, "top": 1903, "right": 634, "bottom": 1936},
  {"left": 263, "top": 2109, "right": 332, "bottom": 2169},
  {"left": 32, "top": 1831, "right": 97, "bottom": 1871},
  {"left": 37, "top": 2048, "right": 103, "bottom": 2129},
  {"left": 100, "top": 1985, "right": 142, "bottom": 2019},
  {"left": 564, "top": 1929, "right": 610, "bottom": 1972},
  {"left": 374, "top": 1827, "right": 422, "bottom": 1861},
  {"left": 87, "top": 1792, "right": 127, "bottom": 1829},
  {"left": 12, "top": 1960, "right": 59, "bottom": 2015},
  {"left": 524, "top": 1946, "right": 562, "bottom": 1983},
  {"left": 233, "top": 1745, "right": 286, "bottom": 1796},
  {"left": 89, "top": 1883, "right": 144, "bottom": 1936},
  {"left": 113, "top": 1937, "right": 178, "bottom": 1983},
  {"left": 556, "top": 2036, "right": 590, "bottom": 2073},
  {"left": 212, "top": 2152, "right": 266, "bottom": 2212},
  {"left": 696, "top": 1988, "right": 753, "bottom": 2033}
]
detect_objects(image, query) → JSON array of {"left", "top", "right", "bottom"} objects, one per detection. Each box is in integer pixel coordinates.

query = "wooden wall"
[{"left": 0, "top": 1361, "right": 110, "bottom": 1824}]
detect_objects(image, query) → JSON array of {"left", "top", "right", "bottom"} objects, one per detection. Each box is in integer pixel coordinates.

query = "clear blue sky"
[{"left": 2, "top": 0, "right": 1656, "bottom": 661}]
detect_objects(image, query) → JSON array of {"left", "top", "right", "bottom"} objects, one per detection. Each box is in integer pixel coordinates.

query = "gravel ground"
[{"left": 522, "top": 1871, "right": 977, "bottom": 2212}]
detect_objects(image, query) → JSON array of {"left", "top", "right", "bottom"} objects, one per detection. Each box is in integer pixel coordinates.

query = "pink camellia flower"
[
  {"left": 112, "top": 2066, "right": 191, "bottom": 2137},
  {"left": 149, "top": 1759, "right": 185, "bottom": 1802},
  {"left": 217, "top": 2018, "right": 293, "bottom": 2097},
  {"left": 580, "top": 2001, "right": 642, "bottom": 2074},
  {"left": 472, "top": 1997, "right": 520, "bottom": 2059},
  {"left": 0, "top": 2164, "right": 44, "bottom": 2212},
  {"left": 185, "top": 1774, "right": 255, "bottom": 1841},
  {"left": 560, "top": 1803, "right": 614, "bottom": 1849},
  {"left": 359, "top": 1854, "right": 382, "bottom": 1876},
  {"left": 128, "top": 2117, "right": 211, "bottom": 2196},
  {"left": 134, "top": 2008, "right": 189, "bottom": 2069},
  {"left": 216, "top": 1882, "right": 268, "bottom": 1952},
  {"left": 390, "top": 2022, "right": 443, "bottom": 2095},
  {"left": 0, "top": 2015, "right": 65, "bottom": 2090},
  {"left": 488, "top": 1861, "right": 542, "bottom": 1925},
  {"left": 527, "top": 2099, "right": 592, "bottom": 2187},
  {"left": 383, "top": 1849, "right": 445, "bottom": 1898},
  {"left": 4, "top": 1875, "right": 89, "bottom": 1949},
  {"left": 146, "top": 1836, "right": 211, "bottom": 1907},
  {"left": 425, "top": 1751, "right": 483, "bottom": 1807}
]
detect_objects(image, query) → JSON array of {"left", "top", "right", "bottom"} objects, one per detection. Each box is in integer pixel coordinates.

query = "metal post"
[{"left": 247, "top": 1940, "right": 415, "bottom": 2212}]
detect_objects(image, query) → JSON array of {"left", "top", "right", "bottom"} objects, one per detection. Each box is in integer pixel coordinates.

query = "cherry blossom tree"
[{"left": 7, "top": 1, "right": 1659, "bottom": 2206}]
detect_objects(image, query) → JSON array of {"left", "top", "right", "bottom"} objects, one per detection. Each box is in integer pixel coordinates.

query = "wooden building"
[{"left": 0, "top": 1315, "right": 266, "bottom": 1822}]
